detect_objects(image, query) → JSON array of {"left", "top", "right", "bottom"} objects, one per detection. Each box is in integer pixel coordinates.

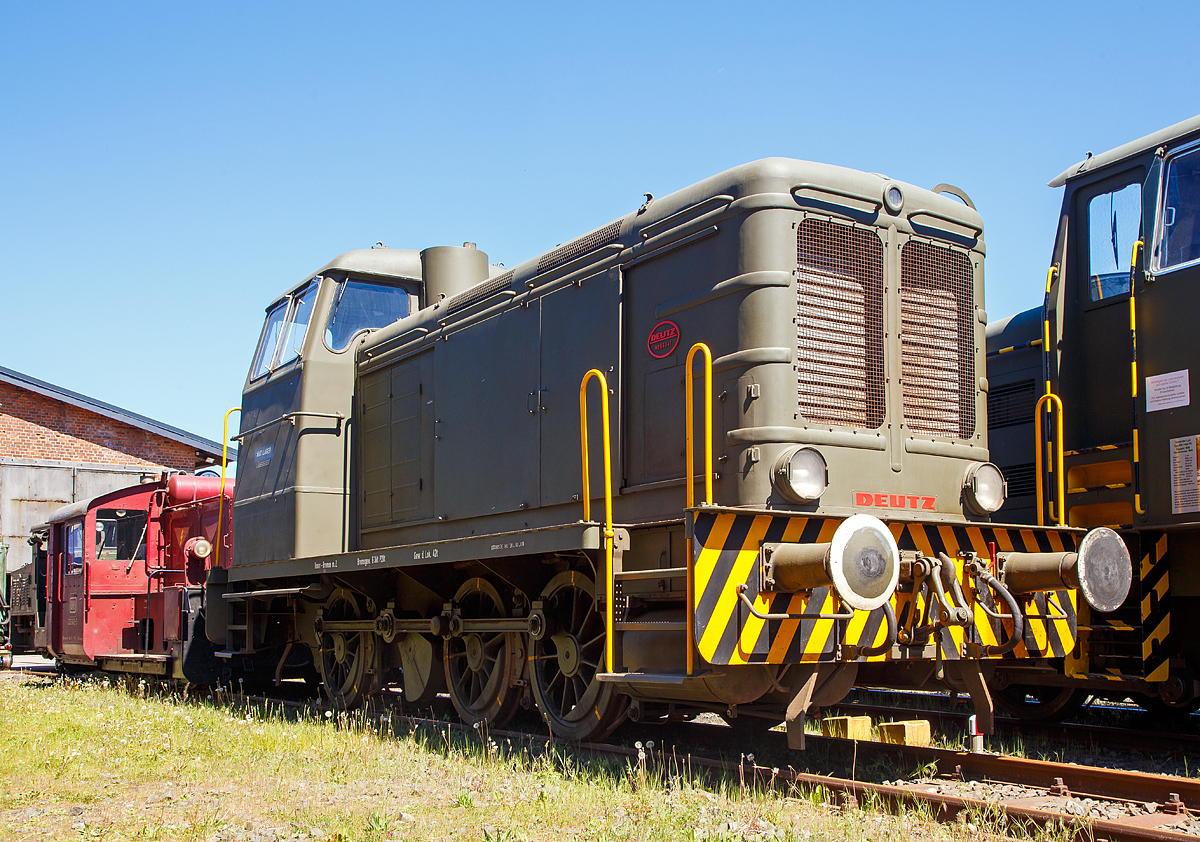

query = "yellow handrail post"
[
  {"left": 684, "top": 342, "right": 712, "bottom": 676},
  {"left": 579, "top": 370, "right": 615, "bottom": 674},
  {"left": 1130, "top": 239, "right": 1146, "bottom": 516},
  {"left": 1034, "top": 393, "right": 1064, "bottom": 527},
  {"left": 214, "top": 407, "right": 241, "bottom": 569}
]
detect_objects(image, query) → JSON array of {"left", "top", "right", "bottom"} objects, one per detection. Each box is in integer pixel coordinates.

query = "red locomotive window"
[
  {"left": 65, "top": 521, "right": 84, "bottom": 575},
  {"left": 95, "top": 509, "right": 148, "bottom": 562}
]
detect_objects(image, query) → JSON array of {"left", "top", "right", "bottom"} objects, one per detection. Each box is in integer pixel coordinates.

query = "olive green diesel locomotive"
[{"left": 208, "top": 158, "right": 1131, "bottom": 744}]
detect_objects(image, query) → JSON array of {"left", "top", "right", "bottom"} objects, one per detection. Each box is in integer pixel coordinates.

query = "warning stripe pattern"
[
  {"left": 1140, "top": 533, "right": 1170, "bottom": 682},
  {"left": 692, "top": 510, "right": 1080, "bottom": 666}
]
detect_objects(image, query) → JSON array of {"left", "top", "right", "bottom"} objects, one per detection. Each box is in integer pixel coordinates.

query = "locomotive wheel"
[
  {"left": 992, "top": 684, "right": 1087, "bottom": 721},
  {"left": 444, "top": 578, "right": 520, "bottom": 727},
  {"left": 529, "top": 571, "right": 627, "bottom": 741},
  {"left": 317, "top": 589, "right": 379, "bottom": 710}
]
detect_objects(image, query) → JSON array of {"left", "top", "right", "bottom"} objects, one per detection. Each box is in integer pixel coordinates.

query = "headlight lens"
[
  {"left": 964, "top": 462, "right": 1006, "bottom": 514},
  {"left": 884, "top": 184, "right": 904, "bottom": 213},
  {"left": 773, "top": 447, "right": 828, "bottom": 503}
]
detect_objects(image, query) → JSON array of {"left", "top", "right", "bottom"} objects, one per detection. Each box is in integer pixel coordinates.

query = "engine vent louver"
[
  {"left": 987, "top": 379, "right": 1037, "bottom": 431},
  {"left": 1000, "top": 462, "right": 1037, "bottom": 498},
  {"left": 446, "top": 271, "right": 515, "bottom": 313},
  {"left": 795, "top": 218, "right": 886, "bottom": 429},
  {"left": 900, "top": 240, "right": 976, "bottom": 440},
  {"left": 536, "top": 220, "right": 622, "bottom": 276}
]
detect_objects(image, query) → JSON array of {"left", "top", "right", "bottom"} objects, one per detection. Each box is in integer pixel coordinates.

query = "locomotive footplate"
[
  {"left": 225, "top": 522, "right": 629, "bottom": 581},
  {"left": 688, "top": 506, "right": 1090, "bottom": 668}
]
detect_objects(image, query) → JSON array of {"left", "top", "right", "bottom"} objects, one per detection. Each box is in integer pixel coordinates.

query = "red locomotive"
[{"left": 21, "top": 474, "right": 238, "bottom": 682}]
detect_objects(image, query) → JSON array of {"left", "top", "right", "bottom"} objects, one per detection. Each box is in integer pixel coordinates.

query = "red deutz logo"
[
  {"left": 647, "top": 320, "right": 680, "bottom": 358},
  {"left": 855, "top": 492, "right": 936, "bottom": 510}
]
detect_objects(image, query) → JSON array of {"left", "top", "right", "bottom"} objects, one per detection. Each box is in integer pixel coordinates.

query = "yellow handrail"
[
  {"left": 684, "top": 342, "right": 712, "bottom": 676},
  {"left": 1130, "top": 239, "right": 1146, "bottom": 515},
  {"left": 1043, "top": 265, "right": 1058, "bottom": 398},
  {"left": 1034, "top": 393, "right": 1064, "bottom": 526},
  {"left": 579, "top": 370, "right": 615, "bottom": 673},
  {"left": 214, "top": 407, "right": 241, "bottom": 569},
  {"left": 685, "top": 343, "right": 713, "bottom": 509}
]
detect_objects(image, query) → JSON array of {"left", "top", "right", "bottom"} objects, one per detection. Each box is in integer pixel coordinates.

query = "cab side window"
[
  {"left": 1158, "top": 147, "right": 1200, "bottom": 271},
  {"left": 95, "top": 509, "right": 148, "bottom": 561},
  {"left": 1086, "top": 182, "right": 1141, "bottom": 301},
  {"left": 66, "top": 521, "right": 84, "bottom": 575}
]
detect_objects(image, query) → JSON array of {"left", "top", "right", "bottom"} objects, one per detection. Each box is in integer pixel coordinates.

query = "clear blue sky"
[{"left": 2, "top": 2, "right": 1196, "bottom": 448}]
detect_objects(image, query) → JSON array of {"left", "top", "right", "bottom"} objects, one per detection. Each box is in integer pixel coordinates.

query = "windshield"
[
  {"left": 325, "top": 280, "right": 411, "bottom": 351},
  {"left": 249, "top": 281, "right": 318, "bottom": 379},
  {"left": 1159, "top": 147, "right": 1200, "bottom": 271}
]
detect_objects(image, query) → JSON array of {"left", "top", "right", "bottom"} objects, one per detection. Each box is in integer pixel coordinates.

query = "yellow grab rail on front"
[
  {"left": 214, "top": 406, "right": 241, "bottom": 569},
  {"left": 1035, "top": 393, "right": 1065, "bottom": 526},
  {"left": 684, "top": 342, "right": 713, "bottom": 676},
  {"left": 579, "top": 370, "right": 615, "bottom": 673}
]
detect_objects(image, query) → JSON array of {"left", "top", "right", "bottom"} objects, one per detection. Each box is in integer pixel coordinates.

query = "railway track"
[
  {"left": 825, "top": 696, "right": 1200, "bottom": 761},
  {"left": 8, "top": 660, "right": 1199, "bottom": 841}
]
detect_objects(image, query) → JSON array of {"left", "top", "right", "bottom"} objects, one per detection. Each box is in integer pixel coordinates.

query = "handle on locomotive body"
[
  {"left": 215, "top": 406, "right": 241, "bottom": 570},
  {"left": 1034, "top": 392, "right": 1065, "bottom": 526},
  {"left": 579, "top": 370, "right": 614, "bottom": 674},
  {"left": 684, "top": 342, "right": 713, "bottom": 677},
  {"left": 1130, "top": 239, "right": 1146, "bottom": 516}
]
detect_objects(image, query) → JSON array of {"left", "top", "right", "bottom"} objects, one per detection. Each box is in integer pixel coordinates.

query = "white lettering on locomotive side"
[
  {"left": 490, "top": 540, "right": 526, "bottom": 552},
  {"left": 413, "top": 548, "right": 439, "bottom": 560}
]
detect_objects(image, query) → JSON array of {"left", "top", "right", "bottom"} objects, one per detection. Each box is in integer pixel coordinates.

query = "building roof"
[{"left": 0, "top": 365, "right": 236, "bottom": 466}]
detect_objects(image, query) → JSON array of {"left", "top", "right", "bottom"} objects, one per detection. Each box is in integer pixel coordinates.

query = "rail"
[
  {"left": 231, "top": 410, "right": 344, "bottom": 442},
  {"left": 1035, "top": 392, "right": 1065, "bottom": 527},
  {"left": 215, "top": 407, "right": 240, "bottom": 570},
  {"left": 684, "top": 342, "right": 713, "bottom": 676},
  {"left": 579, "top": 369, "right": 615, "bottom": 674},
  {"left": 1130, "top": 239, "right": 1146, "bottom": 515}
]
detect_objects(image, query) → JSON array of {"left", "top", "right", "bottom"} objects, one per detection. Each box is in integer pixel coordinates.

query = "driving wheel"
[
  {"left": 529, "top": 570, "right": 626, "bottom": 740},
  {"left": 317, "top": 589, "right": 379, "bottom": 710},
  {"left": 444, "top": 578, "right": 520, "bottom": 727}
]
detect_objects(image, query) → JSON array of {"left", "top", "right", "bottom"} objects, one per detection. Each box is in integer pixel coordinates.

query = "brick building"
[{"left": 0, "top": 365, "right": 234, "bottom": 575}]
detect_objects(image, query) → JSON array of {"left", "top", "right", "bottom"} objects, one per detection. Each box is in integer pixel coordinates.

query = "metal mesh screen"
[
  {"left": 536, "top": 221, "right": 622, "bottom": 276},
  {"left": 900, "top": 240, "right": 976, "bottom": 439},
  {"left": 796, "top": 218, "right": 885, "bottom": 429}
]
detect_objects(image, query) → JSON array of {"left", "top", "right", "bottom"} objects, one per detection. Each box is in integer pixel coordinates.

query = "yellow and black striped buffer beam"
[
  {"left": 690, "top": 509, "right": 1081, "bottom": 667},
  {"left": 1141, "top": 533, "right": 1170, "bottom": 682}
]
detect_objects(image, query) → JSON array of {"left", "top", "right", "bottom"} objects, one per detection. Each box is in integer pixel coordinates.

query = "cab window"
[
  {"left": 66, "top": 521, "right": 84, "bottom": 575},
  {"left": 249, "top": 281, "right": 318, "bottom": 380},
  {"left": 1157, "top": 147, "right": 1200, "bottom": 271},
  {"left": 1086, "top": 182, "right": 1141, "bottom": 301},
  {"left": 277, "top": 283, "right": 318, "bottom": 367},
  {"left": 95, "top": 509, "right": 148, "bottom": 561},
  {"left": 325, "top": 280, "right": 412, "bottom": 351}
]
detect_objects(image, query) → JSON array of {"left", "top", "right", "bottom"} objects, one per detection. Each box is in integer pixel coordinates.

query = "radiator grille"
[
  {"left": 536, "top": 221, "right": 622, "bottom": 276},
  {"left": 900, "top": 240, "right": 976, "bottom": 439},
  {"left": 796, "top": 218, "right": 885, "bottom": 429},
  {"left": 987, "top": 379, "right": 1036, "bottom": 431}
]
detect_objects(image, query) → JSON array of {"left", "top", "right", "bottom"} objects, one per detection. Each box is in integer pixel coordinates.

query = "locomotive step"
[
  {"left": 596, "top": 670, "right": 720, "bottom": 684},
  {"left": 222, "top": 586, "right": 320, "bottom": 601},
  {"left": 614, "top": 567, "right": 687, "bottom": 582}
]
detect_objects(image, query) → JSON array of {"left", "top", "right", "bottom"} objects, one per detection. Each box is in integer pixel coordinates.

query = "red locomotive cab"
[{"left": 41, "top": 474, "right": 234, "bottom": 679}]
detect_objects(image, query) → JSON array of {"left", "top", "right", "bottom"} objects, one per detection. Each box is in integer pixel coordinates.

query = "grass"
[{"left": 0, "top": 673, "right": 1070, "bottom": 841}]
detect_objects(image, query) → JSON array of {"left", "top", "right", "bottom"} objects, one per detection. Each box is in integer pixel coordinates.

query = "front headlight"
[
  {"left": 773, "top": 446, "right": 828, "bottom": 504},
  {"left": 963, "top": 462, "right": 1006, "bottom": 514}
]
